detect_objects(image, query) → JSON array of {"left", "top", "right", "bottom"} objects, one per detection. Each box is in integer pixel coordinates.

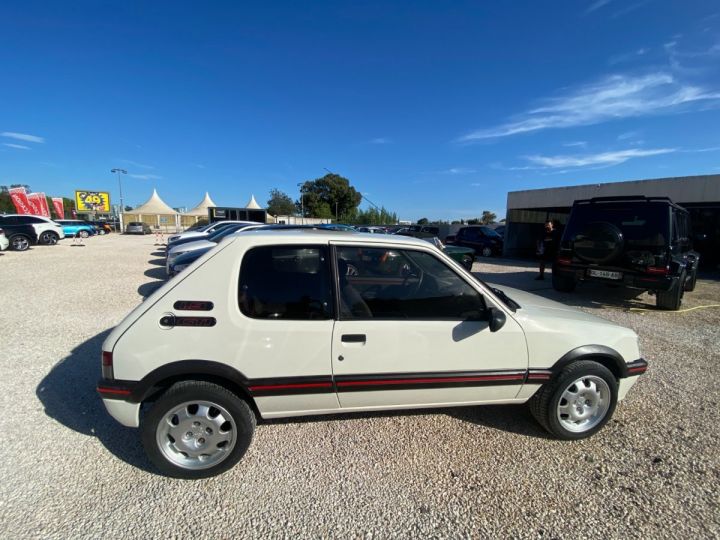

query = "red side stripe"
[
  {"left": 336, "top": 374, "right": 525, "bottom": 387},
  {"left": 98, "top": 387, "right": 132, "bottom": 396},
  {"left": 249, "top": 382, "right": 333, "bottom": 391}
]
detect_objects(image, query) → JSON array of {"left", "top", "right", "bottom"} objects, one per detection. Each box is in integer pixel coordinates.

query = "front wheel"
[
  {"left": 78, "top": 230, "right": 90, "bottom": 238},
  {"left": 10, "top": 234, "right": 31, "bottom": 251},
  {"left": 40, "top": 231, "right": 59, "bottom": 245},
  {"left": 141, "top": 381, "right": 256, "bottom": 479},
  {"left": 529, "top": 361, "right": 618, "bottom": 440}
]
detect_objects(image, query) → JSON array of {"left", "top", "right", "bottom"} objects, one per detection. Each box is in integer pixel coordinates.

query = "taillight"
[
  {"left": 557, "top": 257, "right": 572, "bottom": 265},
  {"left": 646, "top": 266, "right": 669, "bottom": 275},
  {"left": 102, "top": 351, "right": 114, "bottom": 379}
]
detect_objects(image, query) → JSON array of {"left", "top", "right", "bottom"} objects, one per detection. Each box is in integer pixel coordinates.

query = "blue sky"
[{"left": 1, "top": 1, "right": 719, "bottom": 221}]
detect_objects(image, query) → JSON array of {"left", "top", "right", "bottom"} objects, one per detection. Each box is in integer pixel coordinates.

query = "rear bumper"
[{"left": 555, "top": 265, "right": 677, "bottom": 291}]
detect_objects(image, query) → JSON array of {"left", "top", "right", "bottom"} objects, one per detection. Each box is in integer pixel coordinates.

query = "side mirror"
[{"left": 488, "top": 307, "right": 506, "bottom": 333}]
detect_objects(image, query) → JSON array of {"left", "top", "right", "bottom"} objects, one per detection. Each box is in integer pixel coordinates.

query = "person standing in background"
[{"left": 536, "top": 220, "right": 561, "bottom": 280}]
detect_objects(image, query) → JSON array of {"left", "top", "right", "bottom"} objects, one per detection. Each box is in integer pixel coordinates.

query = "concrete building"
[{"left": 504, "top": 174, "right": 720, "bottom": 263}]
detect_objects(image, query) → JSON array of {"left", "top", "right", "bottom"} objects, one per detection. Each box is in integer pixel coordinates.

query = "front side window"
[
  {"left": 239, "top": 245, "right": 333, "bottom": 320},
  {"left": 336, "top": 246, "right": 486, "bottom": 320}
]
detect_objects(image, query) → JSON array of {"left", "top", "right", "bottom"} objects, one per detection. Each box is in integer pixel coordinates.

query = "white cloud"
[
  {"left": 585, "top": 0, "right": 612, "bottom": 14},
  {"left": 525, "top": 148, "right": 675, "bottom": 168},
  {"left": 2, "top": 142, "right": 31, "bottom": 150},
  {"left": 458, "top": 73, "right": 720, "bottom": 141},
  {"left": 444, "top": 167, "right": 476, "bottom": 174},
  {"left": 120, "top": 159, "right": 155, "bottom": 169},
  {"left": 563, "top": 141, "right": 587, "bottom": 148},
  {"left": 129, "top": 174, "right": 163, "bottom": 180},
  {"left": 369, "top": 137, "right": 391, "bottom": 144},
  {"left": 617, "top": 130, "right": 641, "bottom": 140},
  {"left": 1, "top": 132, "right": 44, "bottom": 143}
]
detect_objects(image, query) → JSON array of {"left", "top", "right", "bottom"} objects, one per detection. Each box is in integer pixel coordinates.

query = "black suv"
[
  {"left": 446, "top": 226, "right": 503, "bottom": 257},
  {"left": 552, "top": 196, "right": 699, "bottom": 310}
]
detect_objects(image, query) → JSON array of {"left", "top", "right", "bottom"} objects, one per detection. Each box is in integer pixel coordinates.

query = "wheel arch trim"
[{"left": 551, "top": 345, "right": 630, "bottom": 379}]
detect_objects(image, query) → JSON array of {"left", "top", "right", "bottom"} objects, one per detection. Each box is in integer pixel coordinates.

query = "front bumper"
[
  {"left": 555, "top": 265, "right": 677, "bottom": 291},
  {"left": 98, "top": 380, "right": 141, "bottom": 428}
]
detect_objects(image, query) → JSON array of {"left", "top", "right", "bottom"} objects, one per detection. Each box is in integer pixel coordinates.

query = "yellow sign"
[{"left": 75, "top": 190, "right": 111, "bottom": 213}]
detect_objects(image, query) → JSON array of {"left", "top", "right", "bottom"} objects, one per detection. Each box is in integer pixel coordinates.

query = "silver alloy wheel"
[
  {"left": 156, "top": 400, "right": 237, "bottom": 470},
  {"left": 481, "top": 247, "right": 492, "bottom": 257},
  {"left": 12, "top": 236, "right": 29, "bottom": 251},
  {"left": 41, "top": 232, "right": 58, "bottom": 245},
  {"left": 556, "top": 375, "right": 611, "bottom": 433},
  {"left": 79, "top": 230, "right": 90, "bottom": 238}
]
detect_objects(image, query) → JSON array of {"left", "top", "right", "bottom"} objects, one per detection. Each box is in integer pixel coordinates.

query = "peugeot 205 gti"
[{"left": 98, "top": 230, "right": 648, "bottom": 478}]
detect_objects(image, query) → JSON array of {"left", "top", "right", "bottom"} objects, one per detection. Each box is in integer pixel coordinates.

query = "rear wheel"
[
  {"left": 529, "top": 361, "right": 617, "bottom": 439},
  {"left": 40, "top": 231, "right": 59, "bottom": 245},
  {"left": 552, "top": 269, "right": 576, "bottom": 292},
  {"left": 78, "top": 230, "right": 90, "bottom": 238},
  {"left": 480, "top": 246, "right": 493, "bottom": 257},
  {"left": 656, "top": 271, "right": 685, "bottom": 310},
  {"left": 10, "top": 234, "right": 30, "bottom": 251},
  {"left": 684, "top": 266, "right": 698, "bottom": 292},
  {"left": 141, "top": 381, "right": 256, "bottom": 479}
]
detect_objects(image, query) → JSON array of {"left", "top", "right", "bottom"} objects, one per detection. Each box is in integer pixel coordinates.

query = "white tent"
[
  {"left": 245, "top": 194, "right": 261, "bottom": 209},
  {"left": 185, "top": 192, "right": 217, "bottom": 216},
  {"left": 122, "top": 189, "right": 180, "bottom": 232}
]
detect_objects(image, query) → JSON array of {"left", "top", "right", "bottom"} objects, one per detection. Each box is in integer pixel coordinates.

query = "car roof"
[{"left": 227, "top": 227, "right": 433, "bottom": 248}]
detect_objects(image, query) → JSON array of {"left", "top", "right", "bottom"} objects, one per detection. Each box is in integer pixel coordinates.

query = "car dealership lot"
[{"left": 1, "top": 235, "right": 718, "bottom": 538}]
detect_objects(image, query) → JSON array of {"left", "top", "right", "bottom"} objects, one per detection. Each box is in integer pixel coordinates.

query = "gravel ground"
[{"left": 1, "top": 235, "right": 719, "bottom": 539}]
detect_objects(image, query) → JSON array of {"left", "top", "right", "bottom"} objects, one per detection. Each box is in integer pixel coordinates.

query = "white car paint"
[
  {"left": 100, "top": 230, "right": 643, "bottom": 428},
  {"left": 166, "top": 220, "right": 258, "bottom": 245},
  {"left": 0, "top": 229, "right": 9, "bottom": 251},
  {"left": 0, "top": 214, "right": 65, "bottom": 242}
]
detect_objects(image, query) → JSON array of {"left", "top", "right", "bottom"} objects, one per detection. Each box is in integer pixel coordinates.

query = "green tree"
[
  {"left": 296, "top": 173, "right": 362, "bottom": 219},
  {"left": 416, "top": 217, "right": 429, "bottom": 225},
  {"left": 266, "top": 188, "right": 296, "bottom": 216},
  {"left": 481, "top": 210, "right": 497, "bottom": 225}
]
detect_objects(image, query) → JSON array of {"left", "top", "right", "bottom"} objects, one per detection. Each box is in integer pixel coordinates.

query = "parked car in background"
[
  {"left": 168, "top": 246, "right": 212, "bottom": 276},
  {"left": 56, "top": 219, "right": 96, "bottom": 238},
  {"left": 126, "top": 222, "right": 152, "bottom": 235},
  {"left": 0, "top": 228, "right": 9, "bottom": 251},
  {"left": 167, "top": 220, "right": 258, "bottom": 245},
  {"left": 423, "top": 237, "right": 475, "bottom": 270},
  {"left": 318, "top": 223, "right": 356, "bottom": 231},
  {"left": 0, "top": 214, "right": 65, "bottom": 245},
  {"left": 446, "top": 226, "right": 504, "bottom": 257},
  {"left": 393, "top": 224, "right": 441, "bottom": 237},
  {"left": 356, "top": 226, "right": 388, "bottom": 234},
  {"left": 552, "top": 196, "right": 699, "bottom": 310},
  {"left": 89, "top": 221, "right": 113, "bottom": 235},
  {"left": 98, "top": 229, "right": 648, "bottom": 478},
  {"left": 0, "top": 223, "right": 39, "bottom": 251}
]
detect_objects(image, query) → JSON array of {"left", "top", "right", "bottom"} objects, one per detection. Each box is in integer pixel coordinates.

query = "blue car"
[{"left": 56, "top": 220, "right": 96, "bottom": 238}]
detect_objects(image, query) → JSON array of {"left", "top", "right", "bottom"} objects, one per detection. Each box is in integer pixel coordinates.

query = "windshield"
[
  {"left": 480, "top": 227, "right": 501, "bottom": 238},
  {"left": 208, "top": 225, "right": 246, "bottom": 241}
]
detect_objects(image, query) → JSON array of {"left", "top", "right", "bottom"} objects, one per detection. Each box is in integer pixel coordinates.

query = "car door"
[
  {"left": 330, "top": 243, "right": 528, "bottom": 410},
  {"left": 233, "top": 244, "right": 341, "bottom": 417}
]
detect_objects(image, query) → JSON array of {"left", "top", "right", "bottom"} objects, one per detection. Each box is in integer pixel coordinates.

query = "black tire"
[
  {"left": 9, "top": 234, "right": 31, "bottom": 251},
  {"left": 684, "top": 267, "right": 697, "bottom": 292},
  {"left": 40, "top": 231, "right": 59, "bottom": 245},
  {"left": 529, "top": 360, "right": 618, "bottom": 440},
  {"left": 141, "top": 381, "right": 256, "bottom": 479},
  {"left": 78, "top": 230, "right": 90, "bottom": 238},
  {"left": 656, "top": 271, "right": 685, "bottom": 310},
  {"left": 551, "top": 270, "right": 576, "bottom": 292}
]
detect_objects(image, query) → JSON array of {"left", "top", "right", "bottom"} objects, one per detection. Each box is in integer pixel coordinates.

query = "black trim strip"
[
  {"left": 625, "top": 358, "right": 648, "bottom": 376},
  {"left": 248, "top": 375, "right": 334, "bottom": 397},
  {"left": 334, "top": 370, "right": 526, "bottom": 393},
  {"left": 173, "top": 300, "right": 214, "bottom": 311}
]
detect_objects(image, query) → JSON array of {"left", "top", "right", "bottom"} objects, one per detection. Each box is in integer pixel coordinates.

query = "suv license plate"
[{"left": 588, "top": 269, "right": 622, "bottom": 280}]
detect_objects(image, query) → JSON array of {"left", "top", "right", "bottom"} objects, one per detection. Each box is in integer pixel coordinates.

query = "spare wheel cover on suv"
[{"left": 572, "top": 221, "right": 625, "bottom": 264}]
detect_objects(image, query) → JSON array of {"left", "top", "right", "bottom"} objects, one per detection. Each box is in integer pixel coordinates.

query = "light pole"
[
  {"left": 111, "top": 168, "right": 127, "bottom": 232},
  {"left": 111, "top": 168, "right": 127, "bottom": 214},
  {"left": 296, "top": 182, "right": 304, "bottom": 224}
]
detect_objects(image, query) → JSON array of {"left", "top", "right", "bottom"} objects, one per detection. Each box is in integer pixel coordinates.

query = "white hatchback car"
[{"left": 99, "top": 230, "right": 648, "bottom": 478}]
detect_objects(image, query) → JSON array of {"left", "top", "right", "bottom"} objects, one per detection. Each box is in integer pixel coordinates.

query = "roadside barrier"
[
  {"left": 70, "top": 231, "right": 85, "bottom": 247},
  {"left": 154, "top": 230, "right": 165, "bottom": 245}
]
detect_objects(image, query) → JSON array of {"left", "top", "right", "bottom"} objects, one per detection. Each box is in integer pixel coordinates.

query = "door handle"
[{"left": 341, "top": 334, "right": 366, "bottom": 343}]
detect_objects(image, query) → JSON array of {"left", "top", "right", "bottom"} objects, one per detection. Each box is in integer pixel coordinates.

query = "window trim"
[
  {"left": 331, "top": 243, "right": 488, "bottom": 322},
  {"left": 237, "top": 244, "right": 335, "bottom": 321}
]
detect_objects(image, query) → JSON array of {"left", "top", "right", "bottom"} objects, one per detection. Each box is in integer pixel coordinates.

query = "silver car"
[{"left": 125, "top": 222, "right": 152, "bottom": 234}]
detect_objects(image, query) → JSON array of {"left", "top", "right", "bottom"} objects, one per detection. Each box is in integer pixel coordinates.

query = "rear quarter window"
[{"left": 238, "top": 245, "right": 333, "bottom": 320}]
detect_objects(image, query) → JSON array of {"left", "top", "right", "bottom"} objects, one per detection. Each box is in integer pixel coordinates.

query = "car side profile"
[
  {"left": 98, "top": 230, "right": 647, "bottom": 479},
  {"left": 126, "top": 222, "right": 152, "bottom": 234},
  {"left": 0, "top": 214, "right": 65, "bottom": 245},
  {"left": 56, "top": 219, "right": 96, "bottom": 238},
  {"left": 0, "top": 223, "right": 39, "bottom": 251},
  {"left": 446, "top": 226, "right": 503, "bottom": 257}
]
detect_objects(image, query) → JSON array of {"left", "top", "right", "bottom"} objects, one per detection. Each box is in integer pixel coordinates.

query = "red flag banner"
[
  {"left": 8, "top": 187, "right": 34, "bottom": 214},
  {"left": 26, "top": 193, "right": 44, "bottom": 215},
  {"left": 37, "top": 192, "right": 51, "bottom": 218},
  {"left": 51, "top": 197, "right": 65, "bottom": 219}
]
